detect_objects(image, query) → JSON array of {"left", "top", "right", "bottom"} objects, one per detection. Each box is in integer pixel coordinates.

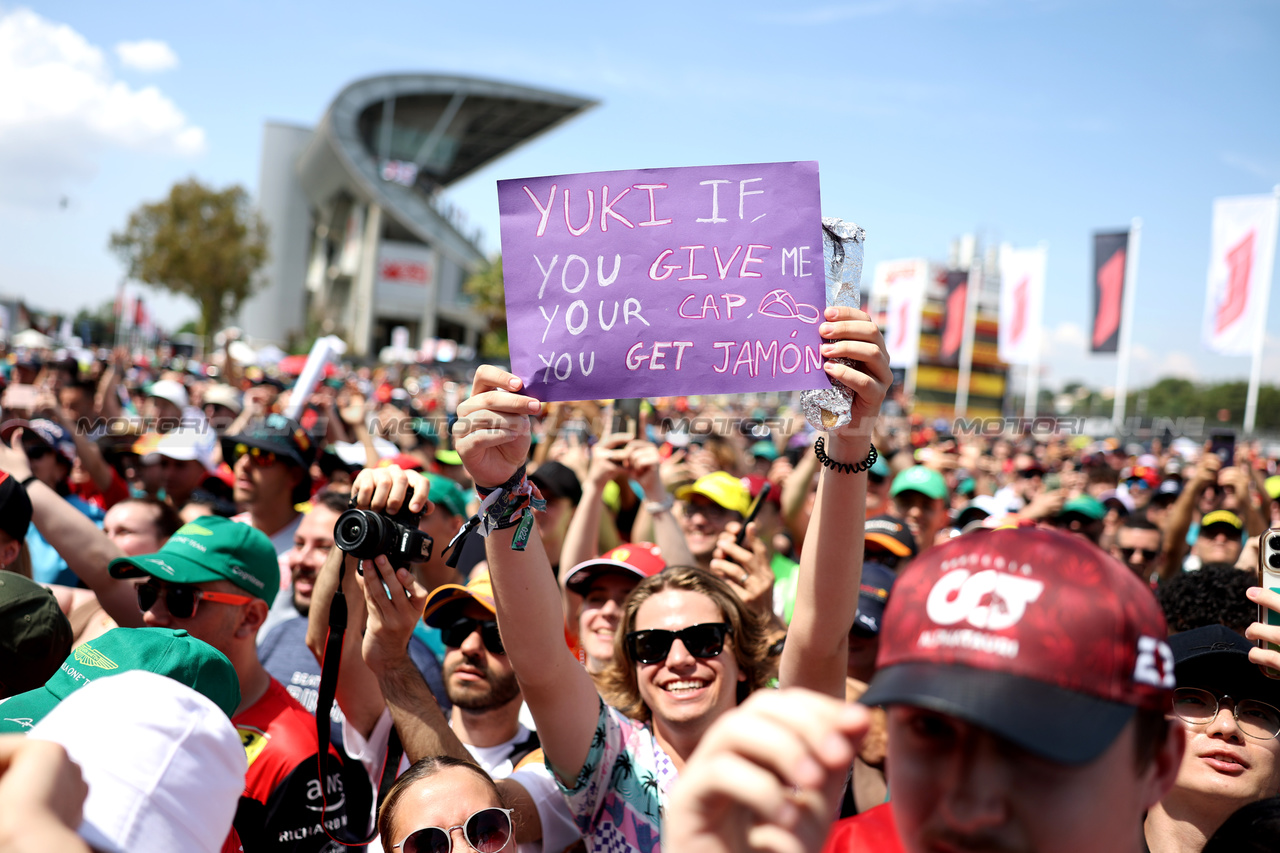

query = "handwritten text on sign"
[{"left": 497, "top": 161, "right": 827, "bottom": 401}]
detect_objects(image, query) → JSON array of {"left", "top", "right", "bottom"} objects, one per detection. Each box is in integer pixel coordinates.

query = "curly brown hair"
[{"left": 596, "top": 565, "right": 773, "bottom": 723}]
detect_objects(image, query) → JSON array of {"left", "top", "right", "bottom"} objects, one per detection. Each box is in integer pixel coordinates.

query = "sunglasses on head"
[
  {"left": 626, "top": 622, "right": 732, "bottom": 665},
  {"left": 440, "top": 616, "right": 505, "bottom": 656},
  {"left": 231, "top": 443, "right": 278, "bottom": 467},
  {"left": 136, "top": 581, "right": 254, "bottom": 619},
  {"left": 392, "top": 807, "right": 514, "bottom": 853}
]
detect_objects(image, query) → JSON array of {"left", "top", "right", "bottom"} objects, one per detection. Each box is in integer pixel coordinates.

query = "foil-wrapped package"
[{"left": 801, "top": 218, "right": 866, "bottom": 431}]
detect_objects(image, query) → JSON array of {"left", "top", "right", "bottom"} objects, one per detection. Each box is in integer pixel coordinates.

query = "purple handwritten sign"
[{"left": 496, "top": 161, "right": 828, "bottom": 401}]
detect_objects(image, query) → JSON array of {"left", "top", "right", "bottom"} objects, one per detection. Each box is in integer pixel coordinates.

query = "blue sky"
[{"left": 2, "top": 0, "right": 1277, "bottom": 393}]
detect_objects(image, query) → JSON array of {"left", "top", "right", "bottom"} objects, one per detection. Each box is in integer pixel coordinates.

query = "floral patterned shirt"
[{"left": 553, "top": 699, "right": 676, "bottom": 853}]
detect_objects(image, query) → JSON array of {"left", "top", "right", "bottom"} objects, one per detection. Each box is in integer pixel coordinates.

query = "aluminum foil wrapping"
[{"left": 801, "top": 218, "right": 866, "bottom": 431}]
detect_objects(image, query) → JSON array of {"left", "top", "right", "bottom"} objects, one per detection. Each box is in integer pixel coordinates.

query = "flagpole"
[
  {"left": 1113, "top": 218, "right": 1142, "bottom": 428},
  {"left": 1024, "top": 242, "right": 1047, "bottom": 419},
  {"left": 1244, "top": 185, "right": 1280, "bottom": 435},
  {"left": 955, "top": 253, "right": 982, "bottom": 418}
]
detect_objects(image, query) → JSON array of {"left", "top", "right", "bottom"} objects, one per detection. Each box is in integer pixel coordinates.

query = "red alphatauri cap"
[{"left": 861, "top": 527, "right": 1175, "bottom": 765}]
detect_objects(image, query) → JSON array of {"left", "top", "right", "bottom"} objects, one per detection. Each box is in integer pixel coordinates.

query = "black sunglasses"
[
  {"left": 1119, "top": 546, "right": 1159, "bottom": 562},
  {"left": 24, "top": 444, "right": 52, "bottom": 461},
  {"left": 136, "top": 581, "right": 253, "bottom": 619},
  {"left": 626, "top": 622, "right": 732, "bottom": 665},
  {"left": 440, "top": 616, "right": 505, "bottom": 656},
  {"left": 392, "top": 807, "right": 514, "bottom": 853}
]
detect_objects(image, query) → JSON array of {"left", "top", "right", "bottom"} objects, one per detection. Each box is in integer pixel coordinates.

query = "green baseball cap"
[
  {"left": 0, "top": 573, "right": 72, "bottom": 698},
  {"left": 890, "top": 466, "right": 948, "bottom": 501},
  {"left": 435, "top": 449, "right": 463, "bottom": 467},
  {"left": 1060, "top": 494, "right": 1107, "bottom": 521},
  {"left": 109, "top": 516, "right": 280, "bottom": 606},
  {"left": 426, "top": 473, "right": 469, "bottom": 518},
  {"left": 0, "top": 627, "right": 239, "bottom": 732}
]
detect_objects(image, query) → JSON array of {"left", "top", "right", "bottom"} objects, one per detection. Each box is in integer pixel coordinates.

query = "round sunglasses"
[
  {"left": 391, "top": 807, "right": 513, "bottom": 853},
  {"left": 136, "top": 581, "right": 254, "bottom": 620},
  {"left": 440, "top": 616, "right": 505, "bottom": 656},
  {"left": 625, "top": 622, "right": 732, "bottom": 665}
]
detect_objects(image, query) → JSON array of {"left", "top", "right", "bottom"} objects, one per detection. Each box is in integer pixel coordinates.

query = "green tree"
[
  {"left": 463, "top": 255, "right": 509, "bottom": 358},
  {"left": 109, "top": 178, "right": 268, "bottom": 350}
]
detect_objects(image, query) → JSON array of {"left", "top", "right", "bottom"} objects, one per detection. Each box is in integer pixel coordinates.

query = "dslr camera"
[{"left": 334, "top": 500, "right": 433, "bottom": 571}]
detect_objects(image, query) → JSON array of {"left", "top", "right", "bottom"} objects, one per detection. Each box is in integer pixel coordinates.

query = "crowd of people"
[{"left": 1, "top": 308, "right": 1280, "bottom": 853}]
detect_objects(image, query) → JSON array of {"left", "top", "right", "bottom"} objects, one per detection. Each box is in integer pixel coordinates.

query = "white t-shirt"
[{"left": 344, "top": 708, "right": 580, "bottom": 853}]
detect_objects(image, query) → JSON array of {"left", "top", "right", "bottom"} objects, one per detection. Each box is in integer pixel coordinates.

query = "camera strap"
[{"left": 315, "top": 569, "right": 404, "bottom": 847}]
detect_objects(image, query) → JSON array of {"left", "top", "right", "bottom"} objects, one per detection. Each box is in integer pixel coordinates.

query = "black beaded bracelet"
[{"left": 814, "top": 437, "right": 878, "bottom": 474}]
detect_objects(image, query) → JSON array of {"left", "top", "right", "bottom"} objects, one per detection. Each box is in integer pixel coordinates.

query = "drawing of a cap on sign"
[{"left": 758, "top": 289, "right": 821, "bottom": 324}]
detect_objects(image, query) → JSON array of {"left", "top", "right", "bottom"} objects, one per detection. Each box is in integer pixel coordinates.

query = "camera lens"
[
  {"left": 334, "top": 509, "right": 391, "bottom": 559},
  {"left": 1269, "top": 551, "right": 1280, "bottom": 570},
  {"left": 1270, "top": 535, "right": 1280, "bottom": 552}
]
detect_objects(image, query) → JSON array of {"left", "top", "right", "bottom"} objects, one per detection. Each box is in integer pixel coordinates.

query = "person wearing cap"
[
  {"left": 864, "top": 514, "right": 919, "bottom": 570},
  {"left": 222, "top": 414, "right": 316, "bottom": 556},
  {"left": 1149, "top": 478, "right": 1184, "bottom": 530},
  {"left": 1145, "top": 625, "right": 1280, "bottom": 853},
  {"left": 450, "top": 304, "right": 891, "bottom": 852},
  {"left": 675, "top": 470, "right": 752, "bottom": 570},
  {"left": 1, "top": 420, "right": 105, "bottom": 587},
  {"left": 563, "top": 543, "right": 666, "bottom": 674},
  {"left": 0, "top": 625, "right": 240, "bottom": 732},
  {"left": 0, "top": 572, "right": 72, "bottom": 699},
  {"left": 107, "top": 516, "right": 372, "bottom": 851},
  {"left": 889, "top": 465, "right": 947, "bottom": 552},
  {"left": 1164, "top": 451, "right": 1263, "bottom": 580},
  {"left": 1113, "top": 510, "right": 1167, "bottom": 582},
  {"left": 28, "top": 670, "right": 247, "bottom": 853},
  {"left": 142, "top": 377, "right": 190, "bottom": 431},
  {"left": 151, "top": 424, "right": 220, "bottom": 511},
  {"left": 667, "top": 528, "right": 1185, "bottom": 853},
  {"left": 1189, "top": 510, "right": 1246, "bottom": 571},
  {"left": 200, "top": 383, "right": 243, "bottom": 431},
  {"left": 1049, "top": 493, "right": 1107, "bottom": 545}
]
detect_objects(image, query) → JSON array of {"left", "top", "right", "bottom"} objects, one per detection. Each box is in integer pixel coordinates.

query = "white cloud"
[
  {"left": 0, "top": 9, "right": 204, "bottom": 208},
  {"left": 115, "top": 39, "right": 178, "bottom": 72}
]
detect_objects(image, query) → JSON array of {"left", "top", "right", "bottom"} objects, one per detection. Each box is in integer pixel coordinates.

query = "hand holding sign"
[{"left": 453, "top": 366, "right": 542, "bottom": 490}]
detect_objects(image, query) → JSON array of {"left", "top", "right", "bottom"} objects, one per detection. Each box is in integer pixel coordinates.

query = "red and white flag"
[
  {"left": 1202, "top": 193, "right": 1279, "bottom": 356},
  {"left": 873, "top": 259, "right": 926, "bottom": 369},
  {"left": 997, "top": 245, "right": 1046, "bottom": 365}
]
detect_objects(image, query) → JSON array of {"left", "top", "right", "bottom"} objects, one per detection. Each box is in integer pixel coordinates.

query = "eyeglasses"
[
  {"left": 392, "top": 807, "right": 514, "bottom": 853},
  {"left": 626, "top": 622, "right": 732, "bottom": 665},
  {"left": 136, "top": 581, "right": 255, "bottom": 619},
  {"left": 230, "top": 443, "right": 278, "bottom": 467},
  {"left": 440, "top": 616, "right": 505, "bottom": 656},
  {"left": 1173, "top": 687, "right": 1280, "bottom": 740},
  {"left": 1119, "top": 547, "right": 1159, "bottom": 562}
]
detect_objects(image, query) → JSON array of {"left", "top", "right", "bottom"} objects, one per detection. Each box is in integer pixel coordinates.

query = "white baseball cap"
[{"left": 29, "top": 670, "right": 246, "bottom": 853}]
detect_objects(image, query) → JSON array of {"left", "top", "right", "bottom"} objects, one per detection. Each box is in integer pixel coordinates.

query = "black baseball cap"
[
  {"left": 221, "top": 414, "right": 316, "bottom": 504},
  {"left": 0, "top": 471, "right": 33, "bottom": 543},
  {"left": 530, "top": 461, "right": 582, "bottom": 506},
  {"left": 1169, "top": 624, "right": 1280, "bottom": 705}
]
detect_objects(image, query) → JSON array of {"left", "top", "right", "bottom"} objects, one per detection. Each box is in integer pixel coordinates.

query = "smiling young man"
[{"left": 1145, "top": 625, "right": 1280, "bottom": 853}]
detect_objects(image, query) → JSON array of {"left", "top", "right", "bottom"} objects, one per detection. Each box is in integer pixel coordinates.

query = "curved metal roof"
[{"left": 296, "top": 73, "right": 597, "bottom": 268}]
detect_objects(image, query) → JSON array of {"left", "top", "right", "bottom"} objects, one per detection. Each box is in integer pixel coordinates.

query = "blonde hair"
[{"left": 597, "top": 565, "right": 773, "bottom": 722}]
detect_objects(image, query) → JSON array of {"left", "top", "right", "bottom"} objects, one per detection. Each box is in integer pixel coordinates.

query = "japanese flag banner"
[
  {"left": 998, "top": 245, "right": 1046, "bottom": 365},
  {"left": 1202, "top": 193, "right": 1280, "bottom": 356}
]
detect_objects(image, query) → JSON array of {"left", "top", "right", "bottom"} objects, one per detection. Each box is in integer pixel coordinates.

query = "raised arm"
[
  {"left": 778, "top": 306, "right": 891, "bottom": 698},
  {"left": 0, "top": 432, "right": 142, "bottom": 627},
  {"left": 453, "top": 366, "right": 602, "bottom": 785},
  {"left": 558, "top": 432, "right": 631, "bottom": 586}
]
